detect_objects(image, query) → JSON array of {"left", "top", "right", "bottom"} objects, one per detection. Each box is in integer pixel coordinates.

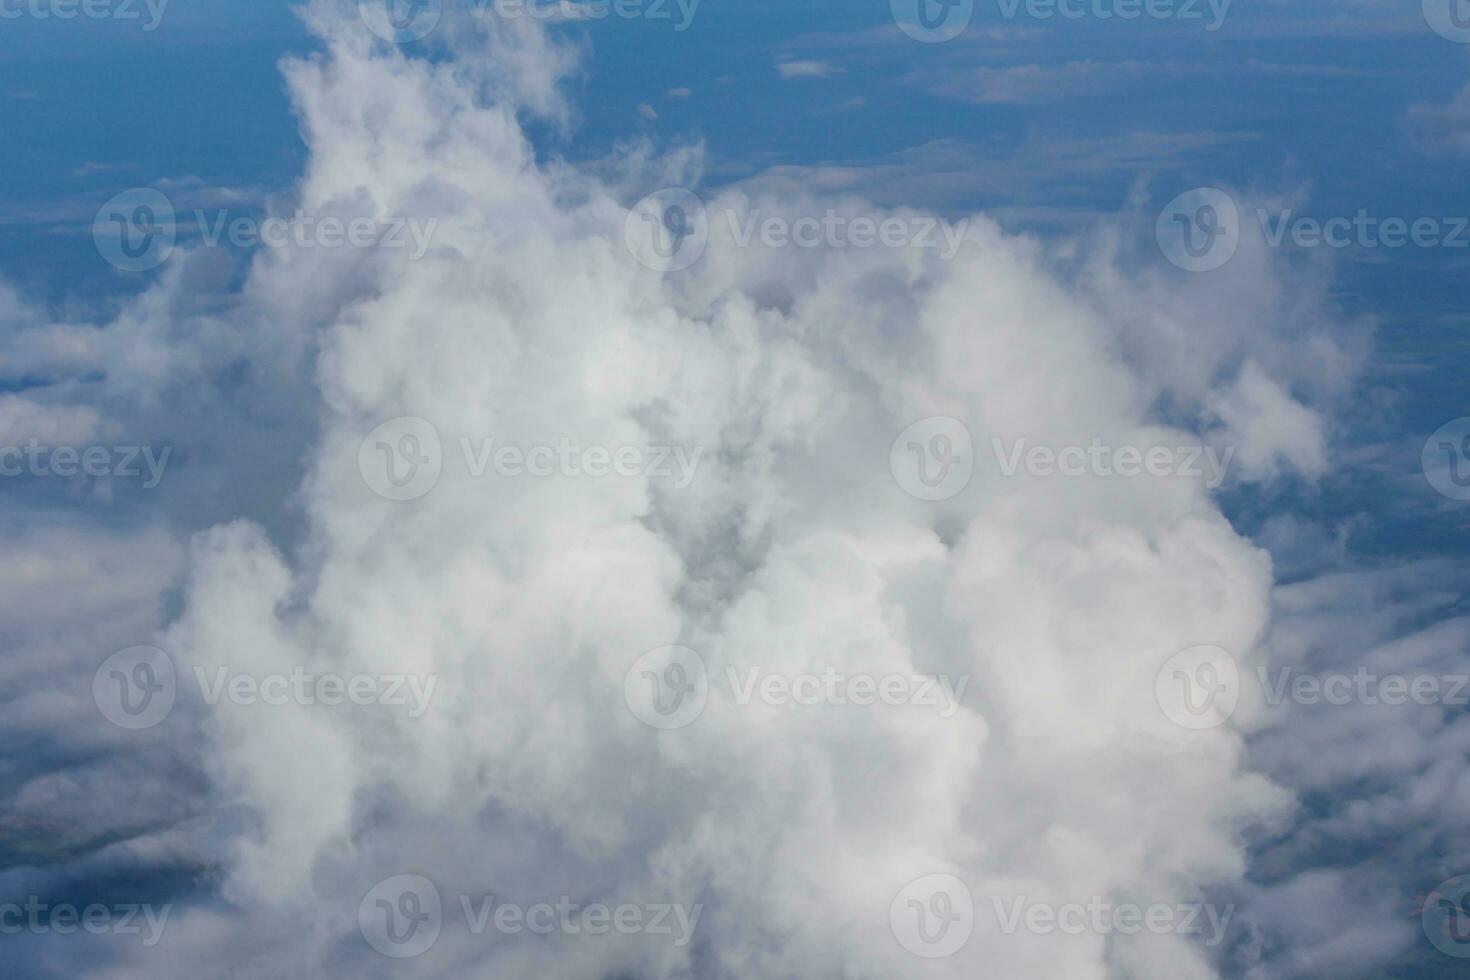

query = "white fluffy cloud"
[{"left": 1, "top": 3, "right": 1428, "bottom": 978}]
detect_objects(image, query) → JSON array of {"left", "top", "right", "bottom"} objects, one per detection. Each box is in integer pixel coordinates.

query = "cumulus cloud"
[
  {"left": 153, "top": 6, "right": 1320, "bottom": 975},
  {"left": 1233, "top": 562, "right": 1470, "bottom": 977},
  {"left": 1205, "top": 362, "right": 1328, "bottom": 482},
  {"left": 3, "top": 2, "right": 1446, "bottom": 979}
]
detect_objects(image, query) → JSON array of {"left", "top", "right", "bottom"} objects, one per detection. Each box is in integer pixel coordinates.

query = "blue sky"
[
  {"left": 7, "top": 0, "right": 1468, "bottom": 557},
  {"left": 5, "top": 2, "right": 1469, "bottom": 288}
]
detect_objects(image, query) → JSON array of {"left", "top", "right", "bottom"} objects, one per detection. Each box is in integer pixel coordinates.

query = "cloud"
[
  {"left": 923, "top": 59, "right": 1373, "bottom": 105},
  {"left": 1410, "top": 83, "right": 1470, "bottom": 155},
  {"left": 71, "top": 162, "right": 121, "bottom": 179},
  {"left": 1205, "top": 361, "right": 1329, "bottom": 482},
  {"left": 1230, "top": 561, "right": 1470, "bottom": 975},
  {"left": 726, "top": 132, "right": 1260, "bottom": 221},
  {"left": 3, "top": 2, "right": 1453, "bottom": 978},
  {"left": 776, "top": 59, "right": 837, "bottom": 79},
  {"left": 140, "top": 6, "right": 1341, "bottom": 975}
]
